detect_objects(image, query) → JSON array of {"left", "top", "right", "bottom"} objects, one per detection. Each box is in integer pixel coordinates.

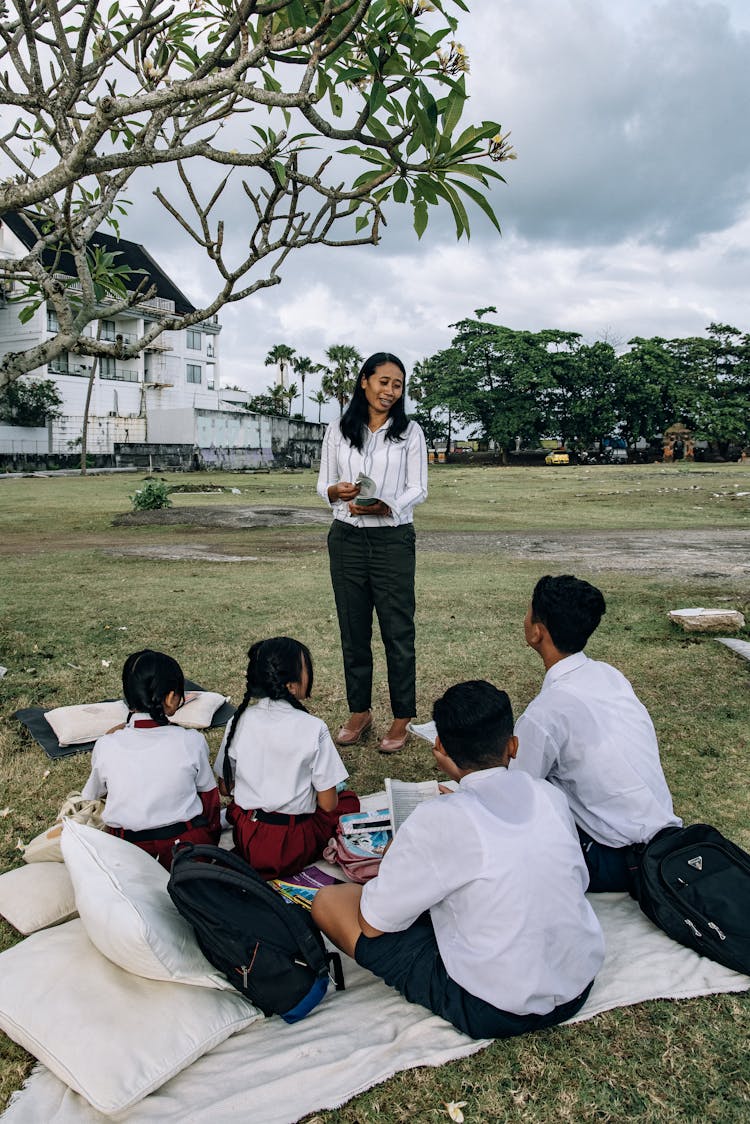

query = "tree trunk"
[
  {"left": 80, "top": 330, "right": 101, "bottom": 475},
  {"left": 300, "top": 375, "right": 306, "bottom": 421}
]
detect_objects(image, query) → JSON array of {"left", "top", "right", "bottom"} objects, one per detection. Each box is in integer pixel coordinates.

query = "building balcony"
[{"left": 100, "top": 366, "right": 140, "bottom": 383}]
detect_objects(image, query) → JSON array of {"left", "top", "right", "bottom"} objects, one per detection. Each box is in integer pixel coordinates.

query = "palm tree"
[
  {"left": 283, "top": 381, "right": 299, "bottom": 416},
  {"left": 264, "top": 344, "right": 296, "bottom": 389},
  {"left": 292, "top": 355, "right": 321, "bottom": 421},
  {"left": 309, "top": 389, "right": 329, "bottom": 423},
  {"left": 322, "top": 344, "right": 362, "bottom": 415}
]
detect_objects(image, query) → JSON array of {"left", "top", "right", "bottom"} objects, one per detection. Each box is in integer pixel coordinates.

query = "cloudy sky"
[{"left": 128, "top": 0, "right": 750, "bottom": 418}]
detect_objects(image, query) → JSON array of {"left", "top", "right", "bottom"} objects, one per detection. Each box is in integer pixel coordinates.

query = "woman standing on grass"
[{"left": 317, "top": 353, "right": 428, "bottom": 753}]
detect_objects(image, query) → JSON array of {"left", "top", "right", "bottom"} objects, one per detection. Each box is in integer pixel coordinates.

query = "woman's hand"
[
  {"left": 329, "top": 481, "right": 361, "bottom": 502},
  {"left": 348, "top": 499, "right": 392, "bottom": 516}
]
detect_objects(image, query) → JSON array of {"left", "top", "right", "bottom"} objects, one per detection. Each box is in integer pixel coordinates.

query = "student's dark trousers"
[
  {"left": 577, "top": 827, "right": 634, "bottom": 893},
  {"left": 327, "top": 519, "right": 417, "bottom": 718}
]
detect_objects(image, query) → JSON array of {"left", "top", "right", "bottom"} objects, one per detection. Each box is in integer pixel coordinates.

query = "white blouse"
[
  {"left": 214, "top": 697, "right": 348, "bottom": 815},
  {"left": 316, "top": 417, "right": 427, "bottom": 527},
  {"left": 82, "top": 716, "right": 216, "bottom": 831}
]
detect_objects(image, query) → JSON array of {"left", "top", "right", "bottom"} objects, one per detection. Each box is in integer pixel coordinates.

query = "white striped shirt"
[{"left": 316, "top": 417, "right": 428, "bottom": 527}]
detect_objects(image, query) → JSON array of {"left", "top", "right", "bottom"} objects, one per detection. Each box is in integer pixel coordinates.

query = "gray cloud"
[
  {"left": 112, "top": 0, "right": 750, "bottom": 402},
  {"left": 468, "top": 0, "right": 750, "bottom": 246}
]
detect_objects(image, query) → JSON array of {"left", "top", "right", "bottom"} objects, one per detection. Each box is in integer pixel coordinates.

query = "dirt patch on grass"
[
  {"left": 113, "top": 504, "right": 330, "bottom": 529},
  {"left": 102, "top": 509, "right": 750, "bottom": 579},
  {"left": 419, "top": 527, "right": 750, "bottom": 578},
  {"left": 105, "top": 544, "right": 263, "bottom": 563}
]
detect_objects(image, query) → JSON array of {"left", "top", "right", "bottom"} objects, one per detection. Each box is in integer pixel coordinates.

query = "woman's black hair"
[
  {"left": 340, "top": 352, "right": 409, "bottom": 452},
  {"left": 221, "top": 637, "right": 313, "bottom": 768},
  {"left": 121, "top": 649, "right": 185, "bottom": 726}
]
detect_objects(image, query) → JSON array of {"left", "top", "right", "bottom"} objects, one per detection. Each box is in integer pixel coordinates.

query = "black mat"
[{"left": 13, "top": 680, "right": 236, "bottom": 760}]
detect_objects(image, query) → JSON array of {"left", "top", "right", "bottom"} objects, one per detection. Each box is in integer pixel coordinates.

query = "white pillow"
[
  {"left": 0, "top": 919, "right": 259, "bottom": 1115},
  {"left": 44, "top": 700, "right": 128, "bottom": 746},
  {"left": 61, "top": 819, "right": 231, "bottom": 989},
  {"left": 0, "top": 863, "right": 77, "bottom": 934},
  {"left": 170, "top": 689, "right": 228, "bottom": 729}
]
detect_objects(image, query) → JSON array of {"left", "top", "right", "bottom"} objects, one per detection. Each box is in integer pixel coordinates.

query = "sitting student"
[
  {"left": 214, "top": 636, "right": 359, "bottom": 880},
  {"left": 511, "top": 574, "right": 681, "bottom": 892},
  {"left": 312, "top": 680, "right": 604, "bottom": 1041},
  {"left": 82, "top": 649, "right": 221, "bottom": 870}
]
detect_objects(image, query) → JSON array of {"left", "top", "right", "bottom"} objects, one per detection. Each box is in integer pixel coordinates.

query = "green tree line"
[{"left": 410, "top": 311, "right": 750, "bottom": 459}]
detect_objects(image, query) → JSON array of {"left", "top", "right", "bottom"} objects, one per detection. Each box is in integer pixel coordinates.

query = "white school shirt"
[
  {"left": 81, "top": 715, "right": 216, "bottom": 831},
  {"left": 511, "top": 652, "right": 682, "bottom": 847},
  {"left": 214, "top": 697, "right": 349, "bottom": 815},
  {"left": 360, "top": 768, "right": 604, "bottom": 1017},
  {"left": 316, "top": 417, "right": 427, "bottom": 527}
]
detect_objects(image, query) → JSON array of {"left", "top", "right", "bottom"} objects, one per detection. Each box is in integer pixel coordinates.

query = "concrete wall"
[
  {"left": 0, "top": 423, "right": 48, "bottom": 454},
  {"left": 49, "top": 414, "right": 146, "bottom": 454}
]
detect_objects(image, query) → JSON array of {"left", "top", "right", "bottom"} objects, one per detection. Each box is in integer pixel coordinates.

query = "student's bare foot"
[
  {"left": 336, "top": 710, "right": 372, "bottom": 746},
  {"left": 378, "top": 717, "right": 412, "bottom": 754}
]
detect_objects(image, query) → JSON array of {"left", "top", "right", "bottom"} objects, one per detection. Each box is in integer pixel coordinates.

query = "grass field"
[{"left": 1, "top": 462, "right": 749, "bottom": 1121}]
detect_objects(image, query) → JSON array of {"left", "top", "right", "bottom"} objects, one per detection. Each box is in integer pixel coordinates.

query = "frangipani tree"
[{"left": 0, "top": 0, "right": 512, "bottom": 389}]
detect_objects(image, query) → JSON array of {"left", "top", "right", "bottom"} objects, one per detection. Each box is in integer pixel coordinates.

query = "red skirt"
[
  {"left": 228, "top": 790, "right": 360, "bottom": 880},
  {"left": 105, "top": 789, "right": 222, "bottom": 872}
]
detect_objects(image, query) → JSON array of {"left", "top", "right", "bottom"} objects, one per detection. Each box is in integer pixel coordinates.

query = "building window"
[
  {"left": 100, "top": 356, "right": 116, "bottom": 379},
  {"left": 100, "top": 319, "right": 116, "bottom": 342},
  {"left": 186, "top": 362, "right": 202, "bottom": 384},
  {"left": 206, "top": 365, "right": 215, "bottom": 390},
  {"left": 47, "top": 308, "right": 59, "bottom": 332},
  {"left": 186, "top": 329, "right": 202, "bottom": 350},
  {"left": 48, "top": 354, "right": 69, "bottom": 375}
]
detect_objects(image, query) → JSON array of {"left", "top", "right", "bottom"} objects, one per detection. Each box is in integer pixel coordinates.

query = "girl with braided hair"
[
  {"left": 81, "top": 649, "right": 221, "bottom": 870},
  {"left": 214, "top": 637, "right": 359, "bottom": 879}
]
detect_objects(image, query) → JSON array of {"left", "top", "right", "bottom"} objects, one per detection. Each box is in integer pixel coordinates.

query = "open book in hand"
[
  {"left": 385, "top": 777, "right": 441, "bottom": 834},
  {"left": 354, "top": 472, "right": 379, "bottom": 506}
]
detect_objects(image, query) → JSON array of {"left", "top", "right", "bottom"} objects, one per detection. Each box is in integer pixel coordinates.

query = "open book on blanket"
[{"left": 270, "top": 865, "right": 342, "bottom": 911}]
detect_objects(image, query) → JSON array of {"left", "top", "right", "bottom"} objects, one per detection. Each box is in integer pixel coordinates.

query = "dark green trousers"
[{"left": 327, "top": 520, "right": 417, "bottom": 718}]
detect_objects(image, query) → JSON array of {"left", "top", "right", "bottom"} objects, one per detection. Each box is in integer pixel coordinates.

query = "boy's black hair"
[
  {"left": 122, "top": 649, "right": 185, "bottom": 726},
  {"left": 531, "top": 574, "right": 606, "bottom": 653},
  {"left": 340, "top": 352, "right": 409, "bottom": 452},
  {"left": 432, "top": 680, "right": 514, "bottom": 771},
  {"left": 221, "top": 637, "right": 313, "bottom": 764}
]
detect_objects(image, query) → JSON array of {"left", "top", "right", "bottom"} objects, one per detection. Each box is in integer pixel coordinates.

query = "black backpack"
[
  {"left": 628, "top": 823, "right": 750, "bottom": 976},
  {"left": 168, "top": 843, "right": 344, "bottom": 1022}
]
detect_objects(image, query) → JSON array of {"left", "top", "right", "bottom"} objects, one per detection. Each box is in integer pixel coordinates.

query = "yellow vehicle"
[{"left": 545, "top": 449, "right": 570, "bottom": 465}]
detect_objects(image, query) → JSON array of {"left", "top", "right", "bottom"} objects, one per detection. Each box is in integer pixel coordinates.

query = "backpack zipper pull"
[
  {"left": 707, "top": 921, "right": 726, "bottom": 940},
  {"left": 684, "top": 918, "right": 702, "bottom": 938},
  {"left": 241, "top": 966, "right": 249, "bottom": 988}
]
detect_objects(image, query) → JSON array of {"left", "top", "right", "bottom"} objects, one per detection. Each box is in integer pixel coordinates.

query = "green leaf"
[
  {"left": 330, "top": 92, "right": 343, "bottom": 118},
  {"left": 393, "top": 178, "right": 408, "bottom": 204},
  {"left": 451, "top": 177, "right": 502, "bottom": 234},
  {"left": 369, "top": 80, "right": 387, "bottom": 115},
  {"left": 432, "top": 179, "right": 470, "bottom": 239},
  {"left": 441, "top": 80, "right": 465, "bottom": 137},
  {"left": 413, "top": 199, "right": 429, "bottom": 239},
  {"left": 448, "top": 120, "right": 502, "bottom": 161},
  {"left": 355, "top": 214, "right": 369, "bottom": 232},
  {"left": 272, "top": 160, "right": 286, "bottom": 185},
  {"left": 18, "top": 304, "right": 38, "bottom": 325}
]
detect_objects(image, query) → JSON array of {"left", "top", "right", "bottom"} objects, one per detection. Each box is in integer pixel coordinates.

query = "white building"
[{"left": 0, "top": 212, "right": 223, "bottom": 457}]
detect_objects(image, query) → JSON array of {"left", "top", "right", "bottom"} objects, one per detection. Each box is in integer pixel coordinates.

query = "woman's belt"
[
  {"left": 108, "top": 814, "right": 209, "bottom": 842},
  {"left": 253, "top": 809, "right": 314, "bottom": 826}
]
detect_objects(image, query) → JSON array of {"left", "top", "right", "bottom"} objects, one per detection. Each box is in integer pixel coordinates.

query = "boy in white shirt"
[
  {"left": 511, "top": 574, "right": 681, "bottom": 891},
  {"left": 312, "top": 680, "right": 604, "bottom": 1040}
]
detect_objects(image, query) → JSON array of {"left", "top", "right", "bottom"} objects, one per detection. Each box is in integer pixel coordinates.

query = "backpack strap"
[{"left": 171, "top": 843, "right": 331, "bottom": 980}]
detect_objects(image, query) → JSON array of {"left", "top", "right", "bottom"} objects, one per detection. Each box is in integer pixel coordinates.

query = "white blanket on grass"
[{"left": 3, "top": 892, "right": 749, "bottom": 1124}]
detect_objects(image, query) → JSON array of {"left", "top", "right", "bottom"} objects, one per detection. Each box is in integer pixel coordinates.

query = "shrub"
[{"left": 129, "top": 479, "right": 172, "bottom": 511}]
